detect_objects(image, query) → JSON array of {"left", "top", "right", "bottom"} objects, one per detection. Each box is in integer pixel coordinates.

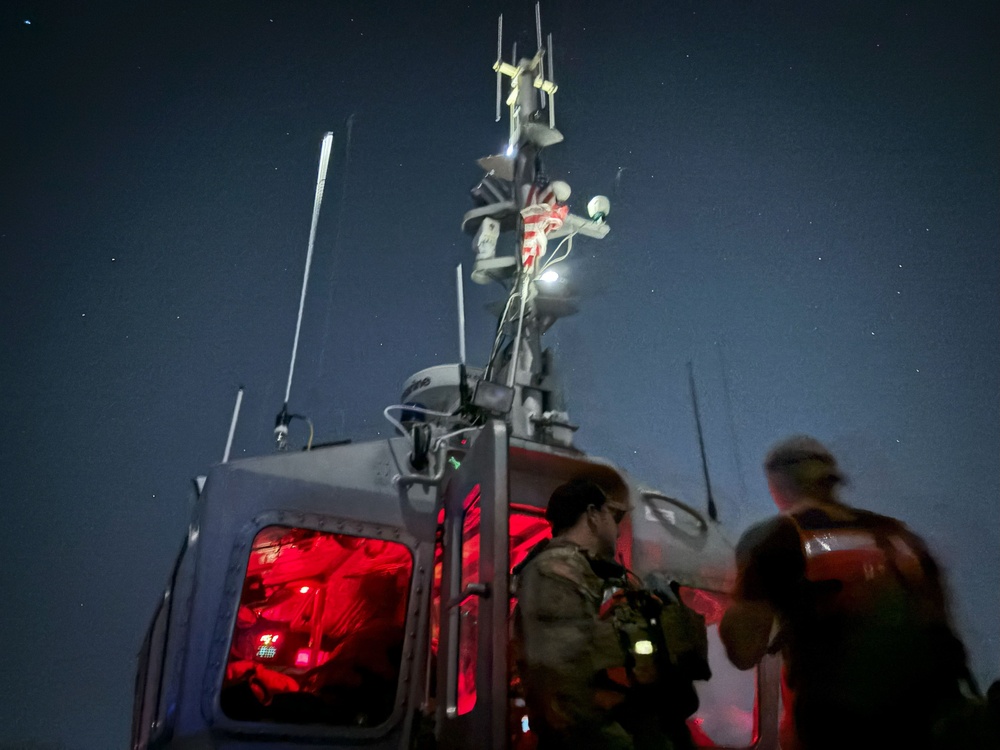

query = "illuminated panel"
[
  {"left": 456, "top": 485, "right": 481, "bottom": 716},
  {"left": 509, "top": 504, "right": 550, "bottom": 573},
  {"left": 255, "top": 633, "right": 280, "bottom": 659},
  {"left": 221, "top": 526, "right": 413, "bottom": 727}
]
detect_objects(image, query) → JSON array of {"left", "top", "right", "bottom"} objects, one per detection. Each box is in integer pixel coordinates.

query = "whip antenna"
[
  {"left": 222, "top": 386, "right": 244, "bottom": 463},
  {"left": 688, "top": 361, "right": 719, "bottom": 522},
  {"left": 276, "top": 131, "right": 334, "bottom": 449},
  {"left": 495, "top": 15, "right": 503, "bottom": 122},
  {"left": 535, "top": 3, "right": 546, "bottom": 108},
  {"left": 547, "top": 33, "right": 556, "bottom": 128},
  {"left": 456, "top": 263, "right": 467, "bottom": 365}
]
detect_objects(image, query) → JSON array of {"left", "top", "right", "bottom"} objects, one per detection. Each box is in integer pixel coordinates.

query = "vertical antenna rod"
[
  {"left": 276, "top": 131, "right": 334, "bottom": 450},
  {"left": 688, "top": 361, "right": 720, "bottom": 522},
  {"left": 535, "top": 3, "right": 546, "bottom": 108},
  {"left": 456, "top": 263, "right": 467, "bottom": 365},
  {"left": 222, "top": 386, "right": 244, "bottom": 463},
  {"left": 495, "top": 15, "right": 503, "bottom": 122},
  {"left": 283, "top": 132, "right": 334, "bottom": 405},
  {"left": 547, "top": 33, "right": 556, "bottom": 128}
]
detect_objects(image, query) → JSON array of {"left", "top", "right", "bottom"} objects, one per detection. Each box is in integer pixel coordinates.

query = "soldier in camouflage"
[{"left": 513, "top": 479, "right": 699, "bottom": 750}]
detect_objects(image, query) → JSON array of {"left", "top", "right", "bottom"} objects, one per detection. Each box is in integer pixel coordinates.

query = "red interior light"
[{"left": 295, "top": 649, "right": 311, "bottom": 667}]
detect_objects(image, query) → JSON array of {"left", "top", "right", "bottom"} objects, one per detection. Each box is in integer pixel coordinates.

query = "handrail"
[
  {"left": 394, "top": 444, "right": 449, "bottom": 488},
  {"left": 639, "top": 489, "right": 709, "bottom": 535}
]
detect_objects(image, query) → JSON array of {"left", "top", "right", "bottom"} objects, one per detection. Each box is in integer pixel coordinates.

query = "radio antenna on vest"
[
  {"left": 275, "top": 131, "right": 334, "bottom": 450},
  {"left": 688, "top": 361, "right": 719, "bottom": 522}
]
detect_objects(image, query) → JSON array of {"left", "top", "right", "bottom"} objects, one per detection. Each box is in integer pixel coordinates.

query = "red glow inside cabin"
[{"left": 221, "top": 526, "right": 413, "bottom": 727}]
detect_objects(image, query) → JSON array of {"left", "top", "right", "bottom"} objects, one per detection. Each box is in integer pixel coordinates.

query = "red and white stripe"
[{"left": 520, "top": 182, "right": 568, "bottom": 270}]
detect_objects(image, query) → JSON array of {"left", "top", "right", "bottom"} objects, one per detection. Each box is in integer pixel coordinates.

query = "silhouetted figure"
[{"left": 720, "top": 435, "right": 976, "bottom": 750}]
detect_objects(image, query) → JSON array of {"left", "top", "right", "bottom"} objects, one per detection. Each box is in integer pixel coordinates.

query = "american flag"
[{"left": 520, "top": 179, "right": 568, "bottom": 270}]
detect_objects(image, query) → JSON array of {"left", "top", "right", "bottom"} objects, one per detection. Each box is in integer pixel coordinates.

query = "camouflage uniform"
[{"left": 513, "top": 539, "right": 693, "bottom": 750}]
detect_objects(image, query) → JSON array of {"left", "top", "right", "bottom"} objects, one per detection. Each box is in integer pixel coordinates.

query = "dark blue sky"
[{"left": 1, "top": 1, "right": 997, "bottom": 748}]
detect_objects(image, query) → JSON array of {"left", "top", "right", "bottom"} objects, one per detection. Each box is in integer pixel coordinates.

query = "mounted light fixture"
[{"left": 472, "top": 379, "right": 515, "bottom": 415}]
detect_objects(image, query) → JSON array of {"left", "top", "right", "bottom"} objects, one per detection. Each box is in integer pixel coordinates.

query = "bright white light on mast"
[{"left": 539, "top": 270, "right": 559, "bottom": 283}]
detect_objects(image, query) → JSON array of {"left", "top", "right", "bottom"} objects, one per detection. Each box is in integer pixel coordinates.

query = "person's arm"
[
  {"left": 720, "top": 599, "right": 777, "bottom": 670},
  {"left": 720, "top": 516, "right": 802, "bottom": 670}
]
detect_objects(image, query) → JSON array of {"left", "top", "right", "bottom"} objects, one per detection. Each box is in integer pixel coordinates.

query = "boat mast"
[{"left": 465, "top": 6, "right": 610, "bottom": 445}]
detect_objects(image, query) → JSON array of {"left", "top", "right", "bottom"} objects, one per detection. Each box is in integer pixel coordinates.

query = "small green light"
[
  {"left": 448, "top": 456, "right": 462, "bottom": 469},
  {"left": 634, "top": 639, "right": 655, "bottom": 655}
]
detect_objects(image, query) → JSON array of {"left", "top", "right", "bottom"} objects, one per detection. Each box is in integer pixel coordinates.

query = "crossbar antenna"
[
  {"left": 535, "top": 3, "right": 546, "bottom": 108},
  {"left": 688, "top": 361, "right": 719, "bottom": 522},
  {"left": 547, "top": 32, "right": 556, "bottom": 128},
  {"left": 495, "top": 15, "right": 503, "bottom": 122},
  {"left": 276, "top": 131, "right": 334, "bottom": 450}
]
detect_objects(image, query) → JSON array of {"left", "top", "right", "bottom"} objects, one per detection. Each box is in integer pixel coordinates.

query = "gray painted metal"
[
  {"left": 435, "top": 421, "right": 510, "bottom": 750},
  {"left": 137, "top": 436, "right": 437, "bottom": 750},
  {"left": 135, "top": 429, "right": 781, "bottom": 750}
]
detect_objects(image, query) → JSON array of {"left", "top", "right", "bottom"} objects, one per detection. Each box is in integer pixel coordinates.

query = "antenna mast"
[
  {"left": 459, "top": 8, "right": 611, "bottom": 444},
  {"left": 275, "top": 131, "right": 334, "bottom": 450}
]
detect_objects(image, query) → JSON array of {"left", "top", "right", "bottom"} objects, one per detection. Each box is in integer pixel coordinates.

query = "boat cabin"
[{"left": 132, "top": 422, "right": 780, "bottom": 750}]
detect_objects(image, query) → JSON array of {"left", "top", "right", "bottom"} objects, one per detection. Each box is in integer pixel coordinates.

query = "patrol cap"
[
  {"left": 545, "top": 478, "right": 629, "bottom": 533},
  {"left": 764, "top": 435, "right": 843, "bottom": 486}
]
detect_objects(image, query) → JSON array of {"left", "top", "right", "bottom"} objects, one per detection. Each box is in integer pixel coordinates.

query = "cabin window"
[
  {"left": 220, "top": 525, "right": 413, "bottom": 727},
  {"left": 680, "top": 587, "right": 757, "bottom": 748}
]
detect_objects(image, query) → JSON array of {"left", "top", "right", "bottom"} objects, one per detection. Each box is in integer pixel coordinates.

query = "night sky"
[{"left": 1, "top": 1, "right": 997, "bottom": 748}]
